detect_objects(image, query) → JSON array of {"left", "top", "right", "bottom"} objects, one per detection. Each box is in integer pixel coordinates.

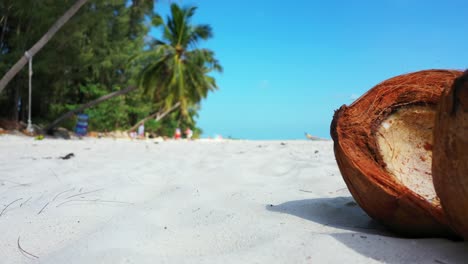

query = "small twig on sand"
[
  {"left": 20, "top": 197, "right": 32, "bottom": 207},
  {"left": 17, "top": 236, "right": 39, "bottom": 259},
  {"left": 0, "top": 198, "right": 23, "bottom": 217},
  {"left": 64, "top": 188, "right": 103, "bottom": 200},
  {"left": 38, "top": 188, "right": 76, "bottom": 215},
  {"left": 56, "top": 199, "right": 133, "bottom": 208},
  {"left": 0, "top": 179, "right": 30, "bottom": 187},
  {"left": 37, "top": 202, "right": 50, "bottom": 215},
  {"left": 53, "top": 188, "right": 75, "bottom": 201},
  {"left": 334, "top": 187, "right": 348, "bottom": 193}
]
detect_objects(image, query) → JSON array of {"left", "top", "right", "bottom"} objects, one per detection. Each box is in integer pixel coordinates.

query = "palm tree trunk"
[
  {"left": 128, "top": 102, "right": 181, "bottom": 132},
  {"left": 0, "top": 0, "right": 89, "bottom": 94},
  {"left": 43, "top": 86, "right": 136, "bottom": 133}
]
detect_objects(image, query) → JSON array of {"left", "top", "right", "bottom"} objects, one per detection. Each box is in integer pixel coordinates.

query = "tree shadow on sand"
[{"left": 267, "top": 197, "right": 468, "bottom": 264}]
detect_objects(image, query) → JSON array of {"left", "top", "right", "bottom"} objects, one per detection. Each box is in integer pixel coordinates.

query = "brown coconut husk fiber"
[
  {"left": 331, "top": 69, "right": 463, "bottom": 238},
  {"left": 433, "top": 70, "right": 468, "bottom": 239}
]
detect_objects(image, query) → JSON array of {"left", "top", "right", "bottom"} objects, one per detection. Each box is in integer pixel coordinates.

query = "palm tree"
[{"left": 137, "top": 3, "right": 222, "bottom": 122}]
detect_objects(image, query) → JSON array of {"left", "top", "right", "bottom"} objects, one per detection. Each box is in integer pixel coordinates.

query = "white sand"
[{"left": 0, "top": 135, "right": 466, "bottom": 264}]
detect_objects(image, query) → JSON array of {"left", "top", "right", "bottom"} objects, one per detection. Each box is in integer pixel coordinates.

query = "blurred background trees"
[{"left": 0, "top": 0, "right": 218, "bottom": 138}]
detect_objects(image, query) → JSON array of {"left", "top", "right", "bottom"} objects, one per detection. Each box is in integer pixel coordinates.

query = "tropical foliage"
[
  {"left": 138, "top": 3, "right": 222, "bottom": 121},
  {"left": 0, "top": 1, "right": 220, "bottom": 137}
]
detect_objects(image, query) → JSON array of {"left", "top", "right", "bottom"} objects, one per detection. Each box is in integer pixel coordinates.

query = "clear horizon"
[{"left": 152, "top": 0, "right": 468, "bottom": 140}]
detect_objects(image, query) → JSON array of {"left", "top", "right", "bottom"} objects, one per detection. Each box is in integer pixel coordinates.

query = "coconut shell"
[
  {"left": 433, "top": 70, "right": 468, "bottom": 239},
  {"left": 331, "top": 69, "right": 462, "bottom": 237}
]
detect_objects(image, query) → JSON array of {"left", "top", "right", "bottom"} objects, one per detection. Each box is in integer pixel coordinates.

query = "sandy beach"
[{"left": 0, "top": 135, "right": 467, "bottom": 263}]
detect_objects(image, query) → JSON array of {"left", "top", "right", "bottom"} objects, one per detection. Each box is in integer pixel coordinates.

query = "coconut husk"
[
  {"left": 331, "top": 69, "right": 462, "bottom": 237},
  {"left": 433, "top": 70, "right": 468, "bottom": 239}
]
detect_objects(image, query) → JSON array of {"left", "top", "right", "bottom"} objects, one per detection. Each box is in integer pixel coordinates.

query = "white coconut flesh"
[{"left": 376, "top": 105, "right": 437, "bottom": 203}]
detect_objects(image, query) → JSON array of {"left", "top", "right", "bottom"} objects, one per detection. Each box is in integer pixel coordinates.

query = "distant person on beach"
[
  {"left": 174, "top": 128, "right": 182, "bottom": 139},
  {"left": 185, "top": 128, "right": 193, "bottom": 139},
  {"left": 137, "top": 123, "right": 145, "bottom": 139}
]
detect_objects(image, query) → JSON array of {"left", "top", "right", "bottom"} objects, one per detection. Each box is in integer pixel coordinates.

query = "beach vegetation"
[
  {"left": 0, "top": 1, "right": 219, "bottom": 138},
  {"left": 136, "top": 3, "right": 222, "bottom": 123}
]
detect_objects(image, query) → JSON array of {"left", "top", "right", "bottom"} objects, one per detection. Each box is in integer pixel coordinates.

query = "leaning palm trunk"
[
  {"left": 44, "top": 86, "right": 136, "bottom": 133},
  {"left": 128, "top": 102, "right": 181, "bottom": 132},
  {"left": 0, "top": 0, "right": 89, "bottom": 93}
]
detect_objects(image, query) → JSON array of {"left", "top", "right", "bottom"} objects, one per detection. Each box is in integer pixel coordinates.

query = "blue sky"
[{"left": 152, "top": 0, "right": 468, "bottom": 139}]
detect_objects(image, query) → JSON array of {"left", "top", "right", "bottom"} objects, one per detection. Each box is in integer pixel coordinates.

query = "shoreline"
[{"left": 0, "top": 132, "right": 332, "bottom": 142}]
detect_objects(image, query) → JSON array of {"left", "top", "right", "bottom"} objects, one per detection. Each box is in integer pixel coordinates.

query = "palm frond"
[{"left": 188, "top": 25, "right": 213, "bottom": 47}]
